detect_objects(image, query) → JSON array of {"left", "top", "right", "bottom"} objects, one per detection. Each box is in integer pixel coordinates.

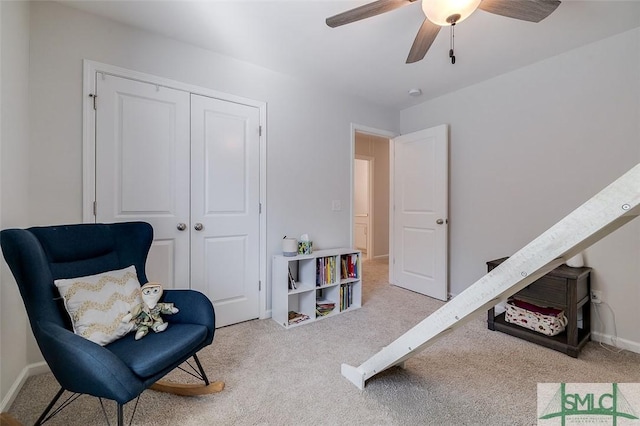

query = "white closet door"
[
  {"left": 190, "top": 94, "right": 261, "bottom": 327},
  {"left": 95, "top": 74, "right": 190, "bottom": 289}
]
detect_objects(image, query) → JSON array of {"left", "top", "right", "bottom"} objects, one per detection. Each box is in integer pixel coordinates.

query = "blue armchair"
[{"left": 1, "top": 222, "right": 223, "bottom": 425}]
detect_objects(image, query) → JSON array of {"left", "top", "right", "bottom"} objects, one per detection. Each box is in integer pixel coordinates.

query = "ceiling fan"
[{"left": 326, "top": 0, "right": 561, "bottom": 64}]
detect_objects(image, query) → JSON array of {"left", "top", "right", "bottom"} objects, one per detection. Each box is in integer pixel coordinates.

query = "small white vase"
[
  {"left": 566, "top": 252, "right": 585, "bottom": 268},
  {"left": 282, "top": 238, "right": 298, "bottom": 257}
]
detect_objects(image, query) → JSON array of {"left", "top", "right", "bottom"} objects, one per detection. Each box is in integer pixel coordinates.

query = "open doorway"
[
  {"left": 353, "top": 130, "right": 391, "bottom": 267},
  {"left": 352, "top": 125, "right": 448, "bottom": 301},
  {"left": 354, "top": 156, "right": 373, "bottom": 259}
]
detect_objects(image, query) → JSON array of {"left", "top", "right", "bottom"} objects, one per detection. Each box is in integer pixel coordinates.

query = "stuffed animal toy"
[{"left": 122, "top": 282, "right": 179, "bottom": 340}]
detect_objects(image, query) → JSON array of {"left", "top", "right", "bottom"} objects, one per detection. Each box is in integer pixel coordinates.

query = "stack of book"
[
  {"left": 315, "top": 298, "right": 335, "bottom": 317},
  {"left": 288, "top": 311, "right": 309, "bottom": 325}
]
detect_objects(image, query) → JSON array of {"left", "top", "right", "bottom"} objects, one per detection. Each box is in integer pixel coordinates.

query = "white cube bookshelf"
[{"left": 272, "top": 248, "right": 362, "bottom": 328}]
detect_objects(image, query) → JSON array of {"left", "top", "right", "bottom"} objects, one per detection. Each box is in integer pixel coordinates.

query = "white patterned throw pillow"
[{"left": 54, "top": 265, "right": 143, "bottom": 346}]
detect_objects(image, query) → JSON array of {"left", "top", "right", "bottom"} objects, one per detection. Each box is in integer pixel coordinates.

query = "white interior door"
[
  {"left": 391, "top": 125, "right": 448, "bottom": 300},
  {"left": 190, "top": 94, "right": 261, "bottom": 327},
  {"left": 95, "top": 73, "right": 190, "bottom": 289}
]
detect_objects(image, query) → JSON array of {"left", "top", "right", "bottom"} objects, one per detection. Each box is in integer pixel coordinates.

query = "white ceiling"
[{"left": 60, "top": 0, "right": 640, "bottom": 110}]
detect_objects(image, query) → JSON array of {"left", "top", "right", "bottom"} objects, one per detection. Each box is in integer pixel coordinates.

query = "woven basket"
[{"left": 505, "top": 299, "right": 568, "bottom": 336}]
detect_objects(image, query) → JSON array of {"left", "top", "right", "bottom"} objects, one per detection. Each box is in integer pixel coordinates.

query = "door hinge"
[
  {"left": 258, "top": 280, "right": 262, "bottom": 291},
  {"left": 92, "top": 201, "right": 97, "bottom": 216},
  {"left": 259, "top": 203, "right": 262, "bottom": 214},
  {"left": 259, "top": 125, "right": 262, "bottom": 136},
  {"left": 89, "top": 93, "right": 97, "bottom": 110}
]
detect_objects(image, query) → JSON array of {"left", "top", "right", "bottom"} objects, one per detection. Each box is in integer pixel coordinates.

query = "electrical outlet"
[
  {"left": 590, "top": 290, "right": 603, "bottom": 304},
  {"left": 331, "top": 200, "right": 342, "bottom": 211}
]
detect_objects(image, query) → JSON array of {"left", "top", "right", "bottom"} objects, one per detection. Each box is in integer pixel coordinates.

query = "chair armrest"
[
  {"left": 37, "top": 321, "right": 144, "bottom": 404},
  {"left": 162, "top": 289, "right": 215, "bottom": 340}
]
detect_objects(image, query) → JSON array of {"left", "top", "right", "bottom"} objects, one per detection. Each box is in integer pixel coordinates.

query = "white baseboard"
[
  {"left": 0, "top": 361, "right": 50, "bottom": 412},
  {"left": 591, "top": 331, "right": 640, "bottom": 354},
  {"left": 372, "top": 254, "right": 389, "bottom": 260}
]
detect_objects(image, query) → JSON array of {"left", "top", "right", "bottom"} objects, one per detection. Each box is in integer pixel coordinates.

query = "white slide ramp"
[{"left": 342, "top": 163, "right": 640, "bottom": 389}]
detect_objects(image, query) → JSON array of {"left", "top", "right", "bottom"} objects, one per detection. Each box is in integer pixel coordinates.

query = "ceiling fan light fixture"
[{"left": 421, "top": 0, "right": 482, "bottom": 26}]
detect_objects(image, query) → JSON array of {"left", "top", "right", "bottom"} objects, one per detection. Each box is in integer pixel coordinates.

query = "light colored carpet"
[{"left": 8, "top": 258, "right": 640, "bottom": 425}]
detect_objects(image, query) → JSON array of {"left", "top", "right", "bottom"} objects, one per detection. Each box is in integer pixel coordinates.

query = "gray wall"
[
  {"left": 400, "top": 27, "right": 640, "bottom": 349},
  {"left": 0, "top": 0, "right": 31, "bottom": 406}
]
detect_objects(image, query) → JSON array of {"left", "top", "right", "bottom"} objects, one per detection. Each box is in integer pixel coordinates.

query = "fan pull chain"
[{"left": 449, "top": 23, "right": 456, "bottom": 65}]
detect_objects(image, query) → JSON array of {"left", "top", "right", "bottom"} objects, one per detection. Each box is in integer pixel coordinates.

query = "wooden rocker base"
[{"left": 150, "top": 380, "right": 225, "bottom": 396}]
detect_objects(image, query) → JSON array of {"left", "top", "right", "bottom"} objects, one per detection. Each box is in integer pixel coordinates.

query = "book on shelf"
[
  {"left": 288, "top": 310, "right": 309, "bottom": 325},
  {"left": 288, "top": 266, "right": 297, "bottom": 290},
  {"left": 316, "top": 256, "right": 336, "bottom": 286},
  {"left": 339, "top": 283, "right": 354, "bottom": 311},
  {"left": 341, "top": 259, "right": 348, "bottom": 279},
  {"left": 340, "top": 254, "right": 360, "bottom": 281}
]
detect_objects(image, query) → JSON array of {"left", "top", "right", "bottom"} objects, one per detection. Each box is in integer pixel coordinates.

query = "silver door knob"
[
  {"left": 177, "top": 223, "right": 187, "bottom": 231},
  {"left": 436, "top": 219, "right": 445, "bottom": 225},
  {"left": 194, "top": 223, "right": 204, "bottom": 231}
]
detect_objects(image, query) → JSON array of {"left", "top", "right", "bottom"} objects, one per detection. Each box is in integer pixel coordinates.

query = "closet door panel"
[
  {"left": 204, "top": 112, "right": 247, "bottom": 213},
  {"left": 95, "top": 74, "right": 190, "bottom": 289},
  {"left": 191, "top": 94, "right": 261, "bottom": 327}
]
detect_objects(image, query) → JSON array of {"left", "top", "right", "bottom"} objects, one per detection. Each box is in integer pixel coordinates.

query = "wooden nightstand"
[{"left": 487, "top": 257, "right": 592, "bottom": 357}]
